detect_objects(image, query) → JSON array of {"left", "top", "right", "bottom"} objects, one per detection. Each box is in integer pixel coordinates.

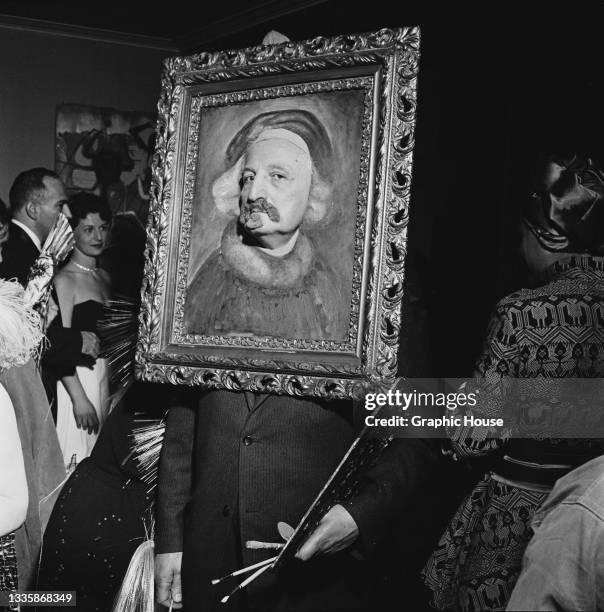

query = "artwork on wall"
[
  {"left": 55, "top": 104, "right": 156, "bottom": 227},
  {"left": 135, "top": 27, "right": 421, "bottom": 399}
]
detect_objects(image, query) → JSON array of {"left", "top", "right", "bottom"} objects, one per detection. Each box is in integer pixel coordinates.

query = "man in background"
[
  {"left": 0, "top": 167, "right": 100, "bottom": 407},
  {"left": 0, "top": 167, "right": 69, "bottom": 284},
  {"left": 0, "top": 168, "right": 97, "bottom": 588}
]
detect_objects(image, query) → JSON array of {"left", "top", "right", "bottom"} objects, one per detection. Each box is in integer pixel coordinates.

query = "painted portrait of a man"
[{"left": 183, "top": 90, "right": 364, "bottom": 343}]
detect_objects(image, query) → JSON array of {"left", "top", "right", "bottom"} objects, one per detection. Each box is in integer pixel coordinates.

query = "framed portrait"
[{"left": 135, "top": 27, "right": 420, "bottom": 399}]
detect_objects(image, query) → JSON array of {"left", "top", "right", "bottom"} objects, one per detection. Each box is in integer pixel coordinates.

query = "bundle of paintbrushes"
[
  {"left": 211, "top": 406, "right": 393, "bottom": 603},
  {"left": 23, "top": 212, "right": 74, "bottom": 330},
  {"left": 97, "top": 297, "right": 140, "bottom": 409},
  {"left": 212, "top": 556, "right": 277, "bottom": 604},
  {"left": 130, "top": 420, "right": 166, "bottom": 492},
  {"left": 211, "top": 522, "right": 293, "bottom": 604}
]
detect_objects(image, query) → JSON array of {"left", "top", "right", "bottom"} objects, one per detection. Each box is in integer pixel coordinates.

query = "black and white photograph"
[{"left": 0, "top": 2, "right": 603, "bottom": 612}]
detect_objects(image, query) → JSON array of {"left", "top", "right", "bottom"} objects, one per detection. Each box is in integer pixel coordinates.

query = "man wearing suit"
[
  {"left": 0, "top": 173, "right": 79, "bottom": 588},
  {"left": 155, "top": 391, "right": 438, "bottom": 611},
  {"left": 154, "top": 103, "right": 441, "bottom": 611},
  {"left": 154, "top": 110, "right": 439, "bottom": 611},
  {"left": 0, "top": 168, "right": 69, "bottom": 284},
  {"left": 0, "top": 167, "right": 101, "bottom": 410}
]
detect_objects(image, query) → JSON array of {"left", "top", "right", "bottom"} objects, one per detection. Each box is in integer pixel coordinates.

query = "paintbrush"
[
  {"left": 211, "top": 555, "right": 277, "bottom": 586},
  {"left": 220, "top": 563, "right": 272, "bottom": 604},
  {"left": 245, "top": 541, "right": 285, "bottom": 550}
]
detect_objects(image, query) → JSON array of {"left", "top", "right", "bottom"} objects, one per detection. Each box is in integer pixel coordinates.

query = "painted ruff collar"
[{"left": 221, "top": 220, "right": 314, "bottom": 289}]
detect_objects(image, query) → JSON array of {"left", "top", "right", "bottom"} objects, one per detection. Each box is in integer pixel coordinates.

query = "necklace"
[{"left": 72, "top": 261, "right": 97, "bottom": 273}]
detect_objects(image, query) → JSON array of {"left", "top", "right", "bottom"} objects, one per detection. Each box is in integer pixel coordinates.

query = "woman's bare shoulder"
[
  {"left": 54, "top": 268, "right": 83, "bottom": 310},
  {"left": 54, "top": 267, "right": 78, "bottom": 288}
]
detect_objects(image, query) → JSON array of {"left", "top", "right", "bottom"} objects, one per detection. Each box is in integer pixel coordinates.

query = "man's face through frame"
[{"left": 238, "top": 137, "right": 313, "bottom": 249}]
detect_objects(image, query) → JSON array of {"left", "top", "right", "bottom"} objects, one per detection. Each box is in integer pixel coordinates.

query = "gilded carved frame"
[{"left": 135, "top": 27, "right": 420, "bottom": 399}]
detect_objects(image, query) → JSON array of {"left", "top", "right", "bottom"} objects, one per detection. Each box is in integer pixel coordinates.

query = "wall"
[{"left": 0, "top": 27, "right": 168, "bottom": 200}]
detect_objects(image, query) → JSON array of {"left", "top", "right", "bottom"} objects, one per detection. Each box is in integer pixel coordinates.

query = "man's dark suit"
[
  {"left": 0, "top": 222, "right": 40, "bottom": 285},
  {"left": 0, "top": 222, "right": 83, "bottom": 414},
  {"left": 156, "top": 390, "right": 438, "bottom": 611}
]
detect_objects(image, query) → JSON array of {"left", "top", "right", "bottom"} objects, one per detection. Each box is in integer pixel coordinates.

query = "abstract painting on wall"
[{"left": 55, "top": 103, "right": 156, "bottom": 227}]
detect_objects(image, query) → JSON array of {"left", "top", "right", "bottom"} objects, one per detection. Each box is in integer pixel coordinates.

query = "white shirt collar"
[
  {"left": 257, "top": 230, "right": 300, "bottom": 258},
  {"left": 11, "top": 219, "right": 42, "bottom": 252}
]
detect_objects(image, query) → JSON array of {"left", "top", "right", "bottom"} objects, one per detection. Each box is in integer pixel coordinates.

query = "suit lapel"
[{"left": 243, "top": 392, "right": 271, "bottom": 413}]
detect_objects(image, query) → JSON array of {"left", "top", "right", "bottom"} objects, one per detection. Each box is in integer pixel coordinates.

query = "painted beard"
[{"left": 239, "top": 197, "right": 281, "bottom": 230}]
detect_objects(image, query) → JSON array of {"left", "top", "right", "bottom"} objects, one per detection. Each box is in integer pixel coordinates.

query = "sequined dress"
[{"left": 37, "top": 404, "right": 153, "bottom": 612}]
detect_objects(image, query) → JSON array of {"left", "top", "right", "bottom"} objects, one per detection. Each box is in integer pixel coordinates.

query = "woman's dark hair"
[{"left": 68, "top": 192, "right": 112, "bottom": 229}]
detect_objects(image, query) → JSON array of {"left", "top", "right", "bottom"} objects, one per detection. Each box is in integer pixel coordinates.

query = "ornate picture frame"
[{"left": 135, "top": 27, "right": 420, "bottom": 399}]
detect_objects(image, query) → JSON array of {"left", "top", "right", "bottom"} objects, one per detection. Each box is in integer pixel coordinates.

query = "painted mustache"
[{"left": 239, "top": 197, "right": 281, "bottom": 230}]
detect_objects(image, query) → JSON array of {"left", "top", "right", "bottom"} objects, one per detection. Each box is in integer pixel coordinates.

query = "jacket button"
[
  {"left": 222, "top": 505, "right": 230, "bottom": 517},
  {"left": 243, "top": 436, "right": 253, "bottom": 446}
]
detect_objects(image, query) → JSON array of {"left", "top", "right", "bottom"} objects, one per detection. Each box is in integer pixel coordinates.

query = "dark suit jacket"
[
  {"left": 0, "top": 222, "right": 83, "bottom": 413},
  {"left": 0, "top": 222, "right": 39, "bottom": 285},
  {"left": 156, "top": 390, "right": 438, "bottom": 611}
]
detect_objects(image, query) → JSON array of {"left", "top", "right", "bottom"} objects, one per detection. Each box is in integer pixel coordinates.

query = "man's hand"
[
  {"left": 80, "top": 331, "right": 100, "bottom": 359},
  {"left": 72, "top": 397, "right": 99, "bottom": 435},
  {"left": 156, "top": 552, "right": 183, "bottom": 609},
  {"left": 295, "top": 504, "right": 359, "bottom": 561}
]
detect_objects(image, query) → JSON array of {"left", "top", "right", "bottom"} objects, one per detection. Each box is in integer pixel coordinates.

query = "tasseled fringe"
[
  {"left": 97, "top": 297, "right": 139, "bottom": 406},
  {"left": 112, "top": 539, "right": 155, "bottom": 612},
  {"left": 131, "top": 421, "right": 165, "bottom": 491},
  {"left": 0, "top": 279, "right": 43, "bottom": 369}
]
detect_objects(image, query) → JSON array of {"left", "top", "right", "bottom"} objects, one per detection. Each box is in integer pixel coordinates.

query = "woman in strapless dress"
[{"left": 54, "top": 192, "right": 112, "bottom": 471}]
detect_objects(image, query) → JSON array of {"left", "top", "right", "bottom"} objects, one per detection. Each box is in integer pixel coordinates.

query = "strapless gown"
[{"left": 56, "top": 300, "right": 109, "bottom": 471}]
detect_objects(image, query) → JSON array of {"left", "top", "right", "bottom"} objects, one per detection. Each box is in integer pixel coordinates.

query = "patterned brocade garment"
[{"left": 423, "top": 255, "right": 604, "bottom": 612}]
